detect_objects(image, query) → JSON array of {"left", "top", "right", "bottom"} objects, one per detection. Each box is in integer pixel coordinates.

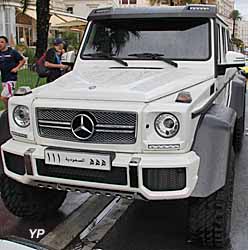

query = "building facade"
[
  {"left": 237, "top": 20, "right": 248, "bottom": 47},
  {"left": 0, "top": 0, "right": 86, "bottom": 46},
  {"left": 63, "top": 0, "right": 234, "bottom": 32}
]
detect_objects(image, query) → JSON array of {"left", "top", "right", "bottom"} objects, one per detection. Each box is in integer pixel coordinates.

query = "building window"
[
  {"left": 120, "top": 0, "right": 137, "bottom": 4},
  {"left": 16, "top": 25, "right": 33, "bottom": 46},
  {"left": 66, "top": 7, "right": 73, "bottom": 14}
]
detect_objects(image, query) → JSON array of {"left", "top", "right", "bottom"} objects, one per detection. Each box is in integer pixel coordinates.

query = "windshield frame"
[{"left": 80, "top": 18, "right": 212, "bottom": 62}]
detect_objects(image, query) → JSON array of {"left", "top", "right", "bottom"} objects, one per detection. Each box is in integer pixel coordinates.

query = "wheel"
[
  {"left": 188, "top": 148, "right": 235, "bottom": 248},
  {"left": 233, "top": 94, "right": 245, "bottom": 153},
  {"left": 233, "top": 117, "right": 245, "bottom": 153},
  {"left": 1, "top": 175, "right": 67, "bottom": 220}
]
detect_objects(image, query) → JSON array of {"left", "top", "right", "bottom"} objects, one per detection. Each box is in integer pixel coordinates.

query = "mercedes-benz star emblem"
[{"left": 71, "top": 114, "right": 95, "bottom": 140}]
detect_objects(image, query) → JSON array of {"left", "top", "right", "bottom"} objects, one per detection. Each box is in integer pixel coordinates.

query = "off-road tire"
[
  {"left": 1, "top": 175, "right": 67, "bottom": 220},
  {"left": 233, "top": 116, "right": 245, "bottom": 153},
  {"left": 188, "top": 148, "right": 235, "bottom": 248},
  {"left": 233, "top": 89, "right": 246, "bottom": 153}
]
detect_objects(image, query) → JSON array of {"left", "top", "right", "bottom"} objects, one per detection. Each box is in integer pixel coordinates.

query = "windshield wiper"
[
  {"left": 128, "top": 53, "right": 178, "bottom": 68},
  {"left": 83, "top": 52, "right": 128, "bottom": 67}
]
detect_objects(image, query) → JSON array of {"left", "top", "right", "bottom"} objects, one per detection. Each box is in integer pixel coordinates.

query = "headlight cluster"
[
  {"left": 155, "top": 113, "right": 179, "bottom": 138},
  {"left": 13, "top": 105, "right": 30, "bottom": 128}
]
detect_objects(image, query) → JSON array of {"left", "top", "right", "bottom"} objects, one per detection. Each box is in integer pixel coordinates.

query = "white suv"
[{"left": 0, "top": 5, "right": 246, "bottom": 247}]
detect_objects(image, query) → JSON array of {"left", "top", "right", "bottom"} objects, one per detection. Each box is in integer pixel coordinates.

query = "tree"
[
  {"left": 232, "top": 37, "right": 244, "bottom": 51},
  {"left": 230, "top": 10, "right": 242, "bottom": 39},
  {"left": 21, "top": 0, "right": 51, "bottom": 58}
]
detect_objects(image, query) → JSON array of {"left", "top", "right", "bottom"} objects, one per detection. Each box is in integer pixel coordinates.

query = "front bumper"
[{"left": 1, "top": 139, "right": 200, "bottom": 200}]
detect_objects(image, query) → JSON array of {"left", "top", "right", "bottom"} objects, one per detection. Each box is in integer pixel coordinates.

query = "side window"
[
  {"left": 222, "top": 27, "right": 227, "bottom": 56},
  {"left": 227, "top": 30, "right": 233, "bottom": 51},
  {"left": 217, "top": 24, "right": 221, "bottom": 63}
]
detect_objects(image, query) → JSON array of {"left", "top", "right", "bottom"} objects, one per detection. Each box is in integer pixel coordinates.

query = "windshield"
[{"left": 81, "top": 18, "right": 210, "bottom": 61}]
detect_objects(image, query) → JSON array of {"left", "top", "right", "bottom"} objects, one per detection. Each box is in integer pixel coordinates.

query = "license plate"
[{"left": 44, "top": 149, "right": 111, "bottom": 171}]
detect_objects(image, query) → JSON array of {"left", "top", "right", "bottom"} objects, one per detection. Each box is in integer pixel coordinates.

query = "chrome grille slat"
[
  {"left": 95, "top": 129, "right": 134, "bottom": 134},
  {"left": 36, "top": 108, "right": 137, "bottom": 144},
  {"left": 39, "top": 124, "right": 72, "bottom": 130},
  {"left": 39, "top": 120, "right": 71, "bottom": 126},
  {"left": 95, "top": 124, "right": 135, "bottom": 129}
]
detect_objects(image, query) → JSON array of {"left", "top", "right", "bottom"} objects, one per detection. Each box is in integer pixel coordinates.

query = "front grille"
[
  {"left": 36, "top": 108, "right": 137, "bottom": 144},
  {"left": 36, "top": 160, "right": 127, "bottom": 185},
  {"left": 143, "top": 168, "right": 186, "bottom": 191}
]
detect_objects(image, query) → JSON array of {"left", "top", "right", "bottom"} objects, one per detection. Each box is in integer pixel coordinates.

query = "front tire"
[
  {"left": 233, "top": 91, "right": 246, "bottom": 153},
  {"left": 233, "top": 117, "right": 245, "bottom": 153},
  {"left": 1, "top": 175, "right": 67, "bottom": 220},
  {"left": 188, "top": 148, "right": 235, "bottom": 248}
]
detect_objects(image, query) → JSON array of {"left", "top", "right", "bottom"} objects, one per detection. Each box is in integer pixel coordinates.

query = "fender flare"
[
  {"left": 191, "top": 104, "right": 236, "bottom": 197},
  {"left": 229, "top": 72, "right": 246, "bottom": 121}
]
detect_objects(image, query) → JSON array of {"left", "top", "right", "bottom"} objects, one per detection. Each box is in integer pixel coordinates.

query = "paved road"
[
  {"left": 0, "top": 192, "right": 88, "bottom": 242},
  {"left": 94, "top": 96, "right": 248, "bottom": 250}
]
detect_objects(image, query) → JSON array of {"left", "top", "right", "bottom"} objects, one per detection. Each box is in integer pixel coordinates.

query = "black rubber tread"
[
  {"left": 233, "top": 93, "right": 246, "bottom": 153},
  {"left": 233, "top": 117, "right": 244, "bottom": 153},
  {"left": 188, "top": 148, "right": 235, "bottom": 248},
  {"left": 1, "top": 176, "right": 67, "bottom": 220},
  {"left": 0, "top": 110, "right": 11, "bottom": 173}
]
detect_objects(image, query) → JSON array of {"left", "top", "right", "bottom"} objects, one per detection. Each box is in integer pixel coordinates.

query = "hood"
[{"left": 33, "top": 65, "right": 213, "bottom": 103}]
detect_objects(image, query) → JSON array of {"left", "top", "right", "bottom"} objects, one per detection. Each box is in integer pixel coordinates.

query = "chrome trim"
[
  {"left": 129, "top": 157, "right": 141, "bottom": 167},
  {"left": 24, "top": 148, "right": 36, "bottom": 175},
  {"left": 95, "top": 129, "right": 134, "bottom": 134},
  {"left": 32, "top": 181, "right": 145, "bottom": 200},
  {"left": 36, "top": 108, "right": 138, "bottom": 144},
  {"left": 38, "top": 120, "right": 71, "bottom": 126},
  {"left": 39, "top": 124, "right": 72, "bottom": 130},
  {"left": 96, "top": 124, "right": 135, "bottom": 129},
  {"left": 11, "top": 131, "right": 28, "bottom": 138}
]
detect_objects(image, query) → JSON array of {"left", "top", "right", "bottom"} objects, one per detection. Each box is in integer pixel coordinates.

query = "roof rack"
[{"left": 88, "top": 4, "right": 217, "bottom": 21}]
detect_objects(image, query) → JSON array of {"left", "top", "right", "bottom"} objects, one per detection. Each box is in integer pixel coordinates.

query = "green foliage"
[
  {"left": 232, "top": 37, "right": 244, "bottom": 48},
  {"left": 15, "top": 44, "right": 27, "bottom": 54},
  {"left": 62, "top": 31, "right": 80, "bottom": 51},
  {"left": 23, "top": 47, "right": 36, "bottom": 65},
  {"left": 0, "top": 69, "right": 47, "bottom": 110},
  {"left": 230, "top": 9, "right": 242, "bottom": 38},
  {"left": 48, "top": 32, "right": 80, "bottom": 51},
  {"left": 229, "top": 10, "right": 242, "bottom": 21}
]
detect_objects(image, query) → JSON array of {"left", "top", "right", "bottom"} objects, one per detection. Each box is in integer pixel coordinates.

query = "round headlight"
[
  {"left": 155, "top": 113, "right": 179, "bottom": 138},
  {"left": 13, "top": 105, "right": 30, "bottom": 128}
]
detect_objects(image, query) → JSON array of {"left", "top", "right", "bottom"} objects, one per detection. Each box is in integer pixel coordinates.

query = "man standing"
[
  {"left": 0, "top": 36, "right": 25, "bottom": 109},
  {"left": 45, "top": 38, "right": 68, "bottom": 83}
]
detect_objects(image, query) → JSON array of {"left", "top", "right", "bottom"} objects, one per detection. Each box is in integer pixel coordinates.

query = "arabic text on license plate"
[{"left": 44, "top": 150, "right": 111, "bottom": 171}]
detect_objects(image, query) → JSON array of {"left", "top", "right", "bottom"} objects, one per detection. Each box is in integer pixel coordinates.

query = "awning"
[{"left": 17, "top": 8, "right": 87, "bottom": 31}]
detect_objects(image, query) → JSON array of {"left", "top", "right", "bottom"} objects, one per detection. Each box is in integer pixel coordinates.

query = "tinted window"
[
  {"left": 217, "top": 24, "right": 221, "bottom": 63},
  {"left": 222, "top": 27, "right": 227, "bottom": 55},
  {"left": 81, "top": 18, "right": 210, "bottom": 60}
]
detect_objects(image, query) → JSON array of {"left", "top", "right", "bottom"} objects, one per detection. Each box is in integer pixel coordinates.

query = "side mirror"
[
  {"left": 61, "top": 51, "right": 76, "bottom": 66},
  {"left": 217, "top": 51, "right": 245, "bottom": 75},
  {"left": 225, "top": 51, "right": 245, "bottom": 65}
]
